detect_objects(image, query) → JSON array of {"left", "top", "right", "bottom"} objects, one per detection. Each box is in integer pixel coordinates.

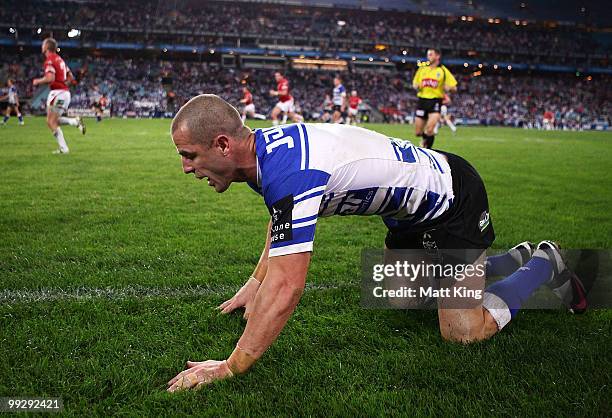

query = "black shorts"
[
  {"left": 415, "top": 97, "right": 442, "bottom": 119},
  {"left": 385, "top": 152, "right": 495, "bottom": 262},
  {"left": 332, "top": 105, "right": 343, "bottom": 113},
  {"left": 92, "top": 102, "right": 103, "bottom": 110}
]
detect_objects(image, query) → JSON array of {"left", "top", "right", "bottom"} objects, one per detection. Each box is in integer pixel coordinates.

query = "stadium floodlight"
[
  {"left": 9, "top": 27, "right": 16, "bottom": 34},
  {"left": 337, "top": 20, "right": 346, "bottom": 26},
  {"left": 402, "top": 50, "right": 407, "bottom": 55},
  {"left": 494, "top": 64, "right": 499, "bottom": 69},
  {"left": 464, "top": 62, "right": 468, "bottom": 67},
  {"left": 67, "top": 28, "right": 80, "bottom": 38},
  {"left": 478, "top": 63, "right": 483, "bottom": 68},
  {"left": 401, "top": 59, "right": 406, "bottom": 63},
  {"left": 368, "top": 57, "right": 373, "bottom": 62},
  {"left": 508, "top": 65, "right": 512, "bottom": 70},
  {"left": 163, "top": 48, "right": 168, "bottom": 52},
  {"left": 36, "top": 27, "right": 42, "bottom": 34}
]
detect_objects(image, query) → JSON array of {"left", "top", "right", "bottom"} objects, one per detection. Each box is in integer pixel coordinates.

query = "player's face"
[
  {"left": 427, "top": 50, "right": 440, "bottom": 65},
  {"left": 274, "top": 73, "right": 282, "bottom": 82},
  {"left": 173, "top": 127, "right": 234, "bottom": 193},
  {"left": 333, "top": 78, "right": 340, "bottom": 86}
]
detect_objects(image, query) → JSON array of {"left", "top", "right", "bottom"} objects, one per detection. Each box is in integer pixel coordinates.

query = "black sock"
[{"left": 421, "top": 134, "right": 435, "bottom": 148}]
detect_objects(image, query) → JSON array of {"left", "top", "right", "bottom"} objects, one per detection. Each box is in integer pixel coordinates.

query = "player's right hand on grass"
[{"left": 218, "top": 277, "right": 261, "bottom": 319}]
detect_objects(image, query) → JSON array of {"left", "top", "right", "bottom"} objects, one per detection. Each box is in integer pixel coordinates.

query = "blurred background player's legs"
[
  {"left": 241, "top": 104, "right": 266, "bottom": 123},
  {"left": 421, "top": 113, "right": 440, "bottom": 148},
  {"left": 2, "top": 105, "right": 24, "bottom": 126},
  {"left": 444, "top": 114, "right": 457, "bottom": 133},
  {"left": 271, "top": 103, "right": 283, "bottom": 126}
]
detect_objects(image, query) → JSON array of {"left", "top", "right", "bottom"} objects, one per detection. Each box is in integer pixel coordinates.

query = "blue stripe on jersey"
[
  {"left": 411, "top": 191, "right": 441, "bottom": 223},
  {"left": 270, "top": 224, "right": 316, "bottom": 249},
  {"left": 375, "top": 187, "right": 393, "bottom": 214},
  {"left": 294, "top": 214, "right": 318, "bottom": 223},
  {"left": 423, "top": 194, "right": 447, "bottom": 222},
  {"left": 391, "top": 141, "right": 417, "bottom": 163},
  {"left": 391, "top": 144, "right": 401, "bottom": 161},
  {"left": 299, "top": 123, "right": 309, "bottom": 170},
  {"left": 294, "top": 189, "right": 325, "bottom": 204},
  {"left": 417, "top": 148, "right": 444, "bottom": 173},
  {"left": 382, "top": 187, "right": 411, "bottom": 215}
]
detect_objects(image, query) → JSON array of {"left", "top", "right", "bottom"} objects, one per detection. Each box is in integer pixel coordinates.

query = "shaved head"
[{"left": 171, "top": 94, "right": 250, "bottom": 147}]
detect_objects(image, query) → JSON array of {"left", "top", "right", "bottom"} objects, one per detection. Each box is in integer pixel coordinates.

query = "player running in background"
[
  {"left": 166, "top": 95, "right": 588, "bottom": 390},
  {"left": 434, "top": 94, "right": 457, "bottom": 134},
  {"left": 269, "top": 71, "right": 302, "bottom": 125},
  {"left": 543, "top": 110, "right": 555, "bottom": 130},
  {"left": 412, "top": 48, "right": 457, "bottom": 148},
  {"left": 33, "top": 38, "right": 85, "bottom": 154},
  {"left": 347, "top": 90, "right": 362, "bottom": 125},
  {"left": 240, "top": 86, "right": 266, "bottom": 123},
  {"left": 320, "top": 94, "right": 333, "bottom": 122},
  {"left": 90, "top": 86, "right": 108, "bottom": 122},
  {"left": 0, "top": 79, "right": 24, "bottom": 126},
  {"left": 331, "top": 75, "right": 347, "bottom": 123}
]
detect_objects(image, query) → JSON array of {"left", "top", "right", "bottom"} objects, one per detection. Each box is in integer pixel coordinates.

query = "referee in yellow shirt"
[{"left": 412, "top": 48, "right": 457, "bottom": 148}]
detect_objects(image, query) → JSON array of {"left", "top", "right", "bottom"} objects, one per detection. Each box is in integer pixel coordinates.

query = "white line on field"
[{"left": 0, "top": 283, "right": 355, "bottom": 304}]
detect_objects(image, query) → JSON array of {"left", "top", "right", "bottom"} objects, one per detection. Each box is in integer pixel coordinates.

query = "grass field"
[{"left": 1, "top": 117, "right": 611, "bottom": 416}]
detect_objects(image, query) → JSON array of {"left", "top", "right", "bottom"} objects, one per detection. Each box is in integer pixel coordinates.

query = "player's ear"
[{"left": 216, "top": 135, "right": 230, "bottom": 156}]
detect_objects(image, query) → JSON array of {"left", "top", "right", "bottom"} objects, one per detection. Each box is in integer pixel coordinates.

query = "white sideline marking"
[{"left": 0, "top": 283, "right": 353, "bottom": 304}]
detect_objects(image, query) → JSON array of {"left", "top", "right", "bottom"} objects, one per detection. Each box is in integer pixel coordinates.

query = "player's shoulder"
[{"left": 255, "top": 123, "right": 330, "bottom": 205}]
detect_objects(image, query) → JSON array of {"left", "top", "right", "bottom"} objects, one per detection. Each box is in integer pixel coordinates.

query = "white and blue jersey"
[
  {"left": 332, "top": 84, "right": 346, "bottom": 106},
  {"left": 7, "top": 86, "right": 18, "bottom": 104},
  {"left": 248, "top": 124, "right": 454, "bottom": 257}
]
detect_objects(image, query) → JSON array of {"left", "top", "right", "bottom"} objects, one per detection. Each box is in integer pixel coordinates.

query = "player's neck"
[{"left": 234, "top": 132, "right": 258, "bottom": 184}]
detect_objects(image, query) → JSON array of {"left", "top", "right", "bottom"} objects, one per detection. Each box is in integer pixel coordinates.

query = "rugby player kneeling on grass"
[{"left": 166, "top": 94, "right": 587, "bottom": 392}]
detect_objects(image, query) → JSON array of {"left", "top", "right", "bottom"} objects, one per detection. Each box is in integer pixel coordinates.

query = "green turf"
[{"left": 0, "top": 118, "right": 610, "bottom": 416}]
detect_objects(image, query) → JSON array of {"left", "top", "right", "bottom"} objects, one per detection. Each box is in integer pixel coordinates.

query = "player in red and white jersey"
[
  {"left": 240, "top": 86, "right": 266, "bottom": 123},
  {"left": 269, "top": 72, "right": 302, "bottom": 125},
  {"left": 543, "top": 110, "right": 555, "bottom": 130},
  {"left": 347, "top": 90, "right": 362, "bottom": 125},
  {"left": 32, "top": 38, "right": 85, "bottom": 154}
]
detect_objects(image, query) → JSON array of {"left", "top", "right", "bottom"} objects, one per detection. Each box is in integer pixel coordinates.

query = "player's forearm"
[
  {"left": 445, "top": 86, "right": 457, "bottom": 93},
  {"left": 228, "top": 253, "right": 309, "bottom": 373}
]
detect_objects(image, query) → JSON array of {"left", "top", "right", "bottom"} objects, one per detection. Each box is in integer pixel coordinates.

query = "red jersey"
[
  {"left": 43, "top": 52, "right": 70, "bottom": 91},
  {"left": 543, "top": 111, "right": 554, "bottom": 120},
  {"left": 243, "top": 90, "right": 253, "bottom": 105},
  {"left": 348, "top": 96, "right": 362, "bottom": 109},
  {"left": 277, "top": 78, "right": 292, "bottom": 102}
]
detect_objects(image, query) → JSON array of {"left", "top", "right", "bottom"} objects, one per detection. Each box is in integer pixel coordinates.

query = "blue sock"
[
  {"left": 18, "top": 115, "right": 23, "bottom": 122},
  {"left": 2, "top": 116, "right": 8, "bottom": 123},
  {"left": 485, "top": 256, "right": 552, "bottom": 318},
  {"left": 96, "top": 115, "right": 102, "bottom": 122},
  {"left": 486, "top": 252, "right": 522, "bottom": 277}
]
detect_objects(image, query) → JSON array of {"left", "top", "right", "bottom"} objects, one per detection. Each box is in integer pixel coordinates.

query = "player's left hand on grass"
[{"left": 167, "top": 360, "right": 233, "bottom": 392}]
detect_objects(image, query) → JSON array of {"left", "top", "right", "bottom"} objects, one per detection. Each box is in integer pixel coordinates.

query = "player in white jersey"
[
  {"left": 0, "top": 79, "right": 24, "bottom": 126},
  {"left": 434, "top": 94, "right": 457, "bottom": 135},
  {"left": 166, "top": 95, "right": 589, "bottom": 391},
  {"left": 331, "top": 75, "right": 347, "bottom": 123}
]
